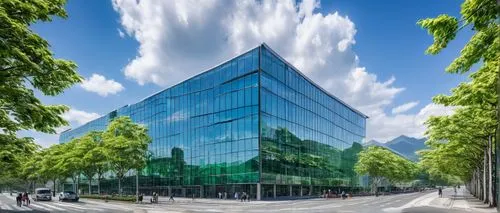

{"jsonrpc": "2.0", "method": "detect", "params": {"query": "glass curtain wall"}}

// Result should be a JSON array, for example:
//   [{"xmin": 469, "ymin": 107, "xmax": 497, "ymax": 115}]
[
  {"xmin": 61, "ymin": 47, "xmax": 261, "ymax": 198},
  {"xmin": 60, "ymin": 44, "xmax": 367, "ymax": 200},
  {"xmin": 259, "ymin": 45, "xmax": 366, "ymax": 199}
]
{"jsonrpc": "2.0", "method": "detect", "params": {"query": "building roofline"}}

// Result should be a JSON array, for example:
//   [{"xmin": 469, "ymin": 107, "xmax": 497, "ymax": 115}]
[
  {"xmin": 135, "ymin": 45, "xmax": 261, "ymax": 104},
  {"xmin": 260, "ymin": 42, "xmax": 368, "ymax": 118},
  {"xmin": 63, "ymin": 43, "xmax": 367, "ymax": 136},
  {"xmin": 59, "ymin": 128, "xmax": 72, "ymax": 134}
]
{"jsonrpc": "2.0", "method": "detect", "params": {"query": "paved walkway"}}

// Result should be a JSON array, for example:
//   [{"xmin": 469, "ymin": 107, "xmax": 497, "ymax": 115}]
[
  {"xmin": 384, "ymin": 187, "xmax": 496, "ymax": 213},
  {"xmin": 447, "ymin": 188, "xmax": 496, "ymax": 212},
  {"xmin": 140, "ymin": 195, "xmax": 270, "ymax": 204}
]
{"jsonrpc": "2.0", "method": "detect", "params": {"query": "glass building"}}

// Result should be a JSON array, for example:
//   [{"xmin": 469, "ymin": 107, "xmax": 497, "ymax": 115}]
[{"xmin": 60, "ymin": 43, "xmax": 367, "ymax": 200}]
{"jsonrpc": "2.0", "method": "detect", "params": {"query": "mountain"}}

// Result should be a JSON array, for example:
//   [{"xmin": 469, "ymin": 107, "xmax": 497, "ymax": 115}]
[
  {"xmin": 386, "ymin": 135, "xmax": 427, "ymax": 161},
  {"xmin": 364, "ymin": 140, "xmax": 386, "ymax": 148},
  {"xmin": 363, "ymin": 139, "xmax": 409, "ymax": 160},
  {"xmin": 363, "ymin": 135, "xmax": 427, "ymax": 162}
]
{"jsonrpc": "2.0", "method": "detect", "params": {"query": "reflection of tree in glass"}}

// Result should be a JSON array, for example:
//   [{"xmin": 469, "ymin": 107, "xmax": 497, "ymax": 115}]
[{"xmin": 262, "ymin": 126, "xmax": 362, "ymax": 186}]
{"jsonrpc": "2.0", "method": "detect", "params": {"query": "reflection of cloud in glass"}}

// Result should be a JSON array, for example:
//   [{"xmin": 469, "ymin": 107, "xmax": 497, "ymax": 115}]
[{"xmin": 166, "ymin": 110, "xmax": 189, "ymax": 122}]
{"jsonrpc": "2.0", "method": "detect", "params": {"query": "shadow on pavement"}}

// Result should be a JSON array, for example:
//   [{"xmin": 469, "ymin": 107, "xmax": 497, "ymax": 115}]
[
  {"xmin": 402, "ymin": 207, "xmax": 469, "ymax": 213},
  {"xmin": 449, "ymin": 195, "xmax": 467, "ymax": 201},
  {"xmin": 0, "ymin": 210, "xmax": 48, "ymax": 213}
]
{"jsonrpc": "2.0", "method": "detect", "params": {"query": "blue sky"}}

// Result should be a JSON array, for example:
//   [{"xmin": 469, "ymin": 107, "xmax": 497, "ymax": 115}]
[{"xmin": 23, "ymin": 0, "xmax": 470, "ymax": 147}]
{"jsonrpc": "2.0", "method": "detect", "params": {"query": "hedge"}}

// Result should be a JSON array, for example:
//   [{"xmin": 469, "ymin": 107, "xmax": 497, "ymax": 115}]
[{"xmin": 79, "ymin": 194, "xmax": 136, "ymax": 202}]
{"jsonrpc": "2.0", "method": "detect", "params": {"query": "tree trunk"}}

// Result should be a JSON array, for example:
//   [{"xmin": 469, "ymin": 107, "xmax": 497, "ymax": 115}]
[
  {"xmin": 118, "ymin": 178, "xmax": 122, "ymax": 196},
  {"xmin": 53, "ymin": 179, "xmax": 57, "ymax": 196},
  {"xmin": 97, "ymin": 175, "xmax": 101, "ymax": 195},
  {"xmin": 371, "ymin": 177, "xmax": 380, "ymax": 196},
  {"xmin": 136, "ymin": 170, "xmax": 139, "ymax": 203},
  {"xmin": 77, "ymin": 174, "xmax": 80, "ymax": 195},
  {"xmin": 72, "ymin": 177, "xmax": 77, "ymax": 193},
  {"xmin": 484, "ymin": 148, "xmax": 488, "ymax": 203},
  {"xmin": 476, "ymin": 168, "xmax": 481, "ymax": 199},
  {"xmin": 488, "ymin": 135, "xmax": 494, "ymax": 207},
  {"xmin": 88, "ymin": 178, "xmax": 92, "ymax": 195}
]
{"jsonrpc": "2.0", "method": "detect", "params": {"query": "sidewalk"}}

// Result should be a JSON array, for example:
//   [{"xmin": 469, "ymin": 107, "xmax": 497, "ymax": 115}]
[
  {"xmin": 429, "ymin": 187, "xmax": 496, "ymax": 212},
  {"xmin": 447, "ymin": 188, "xmax": 496, "ymax": 213},
  {"xmin": 138, "ymin": 195, "xmax": 272, "ymax": 205},
  {"xmin": 383, "ymin": 188, "xmax": 497, "ymax": 213}
]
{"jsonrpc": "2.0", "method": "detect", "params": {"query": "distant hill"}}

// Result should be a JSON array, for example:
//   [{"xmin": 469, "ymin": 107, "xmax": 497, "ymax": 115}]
[
  {"xmin": 364, "ymin": 139, "xmax": 410, "ymax": 160},
  {"xmin": 364, "ymin": 135, "xmax": 427, "ymax": 161},
  {"xmin": 386, "ymin": 135, "xmax": 427, "ymax": 161}
]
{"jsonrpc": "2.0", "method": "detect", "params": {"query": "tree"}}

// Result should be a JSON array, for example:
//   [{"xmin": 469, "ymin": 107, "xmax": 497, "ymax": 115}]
[
  {"xmin": 39, "ymin": 144, "xmax": 66, "ymax": 196},
  {"xmin": 78, "ymin": 131, "xmax": 107, "ymax": 195},
  {"xmin": 0, "ymin": 135, "xmax": 39, "ymax": 178},
  {"xmin": 0, "ymin": 0, "xmax": 81, "ymax": 174},
  {"xmin": 418, "ymin": 0, "xmax": 498, "ymax": 206},
  {"xmin": 103, "ymin": 116, "xmax": 151, "ymax": 195},
  {"xmin": 355, "ymin": 146, "xmax": 417, "ymax": 195},
  {"xmin": 56, "ymin": 139, "xmax": 84, "ymax": 193},
  {"xmin": 80, "ymin": 131, "xmax": 109, "ymax": 194},
  {"xmin": 19, "ymin": 151, "xmax": 43, "ymax": 192}
]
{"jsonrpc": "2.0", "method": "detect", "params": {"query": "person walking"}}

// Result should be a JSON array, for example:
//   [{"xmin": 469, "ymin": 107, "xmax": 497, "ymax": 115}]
[
  {"xmin": 234, "ymin": 192, "xmax": 239, "ymax": 200},
  {"xmin": 138, "ymin": 193, "xmax": 143, "ymax": 204},
  {"xmin": 22, "ymin": 192, "xmax": 29, "ymax": 206},
  {"xmin": 16, "ymin": 193, "xmax": 22, "ymax": 207},
  {"xmin": 151, "ymin": 192, "xmax": 157, "ymax": 203},
  {"xmin": 438, "ymin": 187, "xmax": 443, "ymax": 198},
  {"xmin": 240, "ymin": 192, "xmax": 246, "ymax": 202},
  {"xmin": 169, "ymin": 193, "xmax": 175, "ymax": 202}
]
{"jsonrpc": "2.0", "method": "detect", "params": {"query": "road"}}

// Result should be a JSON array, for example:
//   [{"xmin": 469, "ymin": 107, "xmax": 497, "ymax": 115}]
[
  {"xmin": 0, "ymin": 193, "xmax": 133, "ymax": 213},
  {"xmin": 0, "ymin": 188, "xmax": 494, "ymax": 213}
]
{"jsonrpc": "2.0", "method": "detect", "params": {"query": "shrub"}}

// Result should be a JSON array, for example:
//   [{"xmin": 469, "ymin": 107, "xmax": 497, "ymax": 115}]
[{"xmin": 79, "ymin": 194, "xmax": 136, "ymax": 202}]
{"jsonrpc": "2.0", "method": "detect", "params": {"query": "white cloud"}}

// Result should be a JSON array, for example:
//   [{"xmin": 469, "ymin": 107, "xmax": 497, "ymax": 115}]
[
  {"xmin": 167, "ymin": 110, "xmax": 189, "ymax": 122},
  {"xmin": 111, "ymin": 0, "xmax": 444, "ymax": 142},
  {"xmin": 33, "ymin": 133, "xmax": 60, "ymax": 148},
  {"xmin": 62, "ymin": 108, "xmax": 100, "ymax": 125},
  {"xmin": 17, "ymin": 108, "xmax": 100, "ymax": 148},
  {"xmin": 80, "ymin": 73, "xmax": 125, "ymax": 97},
  {"xmin": 392, "ymin": 101, "xmax": 419, "ymax": 114},
  {"xmin": 367, "ymin": 103, "xmax": 455, "ymax": 142},
  {"xmin": 118, "ymin": 28, "xmax": 125, "ymax": 38}
]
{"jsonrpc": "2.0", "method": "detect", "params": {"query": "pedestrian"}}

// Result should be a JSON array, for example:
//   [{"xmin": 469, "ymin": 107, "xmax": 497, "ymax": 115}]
[
  {"xmin": 138, "ymin": 193, "xmax": 143, "ymax": 204},
  {"xmin": 151, "ymin": 192, "xmax": 156, "ymax": 203},
  {"xmin": 224, "ymin": 192, "xmax": 227, "ymax": 199},
  {"xmin": 438, "ymin": 187, "xmax": 442, "ymax": 198},
  {"xmin": 240, "ymin": 192, "xmax": 246, "ymax": 202},
  {"xmin": 218, "ymin": 192, "xmax": 221, "ymax": 199},
  {"xmin": 235, "ymin": 192, "xmax": 239, "ymax": 200},
  {"xmin": 16, "ymin": 193, "xmax": 22, "ymax": 207},
  {"xmin": 169, "ymin": 193, "xmax": 175, "ymax": 202},
  {"xmin": 341, "ymin": 191, "xmax": 346, "ymax": 200},
  {"xmin": 22, "ymin": 192, "xmax": 29, "ymax": 206}
]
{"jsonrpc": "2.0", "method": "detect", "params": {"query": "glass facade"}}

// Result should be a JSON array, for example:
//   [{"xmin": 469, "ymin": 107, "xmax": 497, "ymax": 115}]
[{"xmin": 60, "ymin": 44, "xmax": 366, "ymax": 200}]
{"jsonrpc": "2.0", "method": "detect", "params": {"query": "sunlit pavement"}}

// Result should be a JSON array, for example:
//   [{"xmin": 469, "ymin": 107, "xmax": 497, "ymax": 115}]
[
  {"xmin": 0, "ymin": 193, "xmax": 133, "ymax": 213},
  {"xmin": 1, "ymin": 189, "xmax": 496, "ymax": 213}
]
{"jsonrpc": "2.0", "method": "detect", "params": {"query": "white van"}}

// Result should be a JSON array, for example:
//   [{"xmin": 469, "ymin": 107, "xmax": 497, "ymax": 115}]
[{"xmin": 32, "ymin": 188, "xmax": 52, "ymax": 201}]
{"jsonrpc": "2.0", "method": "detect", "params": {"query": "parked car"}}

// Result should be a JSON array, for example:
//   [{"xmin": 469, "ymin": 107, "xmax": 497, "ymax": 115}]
[
  {"xmin": 32, "ymin": 188, "xmax": 52, "ymax": 201},
  {"xmin": 59, "ymin": 191, "xmax": 79, "ymax": 202}
]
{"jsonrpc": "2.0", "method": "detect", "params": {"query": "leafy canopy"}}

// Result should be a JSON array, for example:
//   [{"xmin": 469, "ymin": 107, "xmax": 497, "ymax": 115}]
[
  {"xmin": 417, "ymin": 0, "xmax": 498, "ymax": 183},
  {"xmin": 103, "ymin": 116, "xmax": 152, "ymax": 180},
  {"xmin": 0, "ymin": 0, "xmax": 81, "ymax": 176},
  {"xmin": 355, "ymin": 146, "xmax": 417, "ymax": 183}
]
